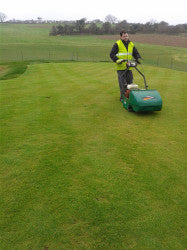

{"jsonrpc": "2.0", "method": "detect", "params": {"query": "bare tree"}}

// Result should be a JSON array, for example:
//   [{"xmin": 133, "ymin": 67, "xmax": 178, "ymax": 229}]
[
  {"xmin": 37, "ymin": 17, "xmax": 42, "ymax": 23},
  {"xmin": 0, "ymin": 12, "xmax": 7, "ymax": 22},
  {"xmin": 105, "ymin": 14, "xmax": 118, "ymax": 24}
]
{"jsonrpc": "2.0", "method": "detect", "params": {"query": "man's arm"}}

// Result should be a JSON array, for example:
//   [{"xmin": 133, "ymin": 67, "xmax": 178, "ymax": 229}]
[
  {"xmin": 133, "ymin": 46, "xmax": 141, "ymax": 60},
  {"xmin": 110, "ymin": 43, "xmax": 119, "ymax": 62}
]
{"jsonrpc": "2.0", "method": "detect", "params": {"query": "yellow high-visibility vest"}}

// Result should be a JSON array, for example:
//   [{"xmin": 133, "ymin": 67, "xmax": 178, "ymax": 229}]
[{"xmin": 116, "ymin": 40, "xmax": 134, "ymax": 70}]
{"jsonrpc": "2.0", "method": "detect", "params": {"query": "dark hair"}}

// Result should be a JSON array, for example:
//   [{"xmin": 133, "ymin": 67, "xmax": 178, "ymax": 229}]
[{"xmin": 120, "ymin": 30, "xmax": 127, "ymax": 36}]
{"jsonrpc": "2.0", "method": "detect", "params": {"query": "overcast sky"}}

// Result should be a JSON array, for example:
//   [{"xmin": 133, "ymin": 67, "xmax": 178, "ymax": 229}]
[{"xmin": 1, "ymin": 0, "xmax": 187, "ymax": 25}]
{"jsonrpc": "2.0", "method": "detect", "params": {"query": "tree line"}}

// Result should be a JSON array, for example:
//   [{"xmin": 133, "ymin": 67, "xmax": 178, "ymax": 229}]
[
  {"xmin": 0, "ymin": 12, "xmax": 186, "ymax": 35},
  {"xmin": 49, "ymin": 18, "xmax": 187, "ymax": 36}
]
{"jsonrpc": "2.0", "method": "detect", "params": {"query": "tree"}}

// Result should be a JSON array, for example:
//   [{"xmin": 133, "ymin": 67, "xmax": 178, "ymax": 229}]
[
  {"xmin": 75, "ymin": 18, "xmax": 86, "ymax": 33},
  {"xmin": 56, "ymin": 25, "xmax": 65, "ymax": 35},
  {"xmin": 89, "ymin": 23, "xmax": 100, "ymax": 34},
  {"xmin": 130, "ymin": 23, "xmax": 143, "ymax": 33},
  {"xmin": 37, "ymin": 17, "xmax": 42, "ymax": 23},
  {"xmin": 105, "ymin": 14, "xmax": 118, "ymax": 24},
  {"xmin": 149, "ymin": 19, "xmax": 157, "ymax": 25},
  {"xmin": 90, "ymin": 19, "xmax": 101, "ymax": 24},
  {"xmin": 49, "ymin": 26, "xmax": 57, "ymax": 36},
  {"xmin": 116, "ymin": 20, "xmax": 129, "ymax": 32},
  {"xmin": 157, "ymin": 21, "xmax": 169, "ymax": 33},
  {"xmin": 143, "ymin": 22, "xmax": 155, "ymax": 33},
  {"xmin": 159, "ymin": 21, "xmax": 169, "ymax": 26},
  {"xmin": 63, "ymin": 24, "xmax": 75, "ymax": 35},
  {"xmin": 0, "ymin": 12, "xmax": 7, "ymax": 22},
  {"xmin": 102, "ymin": 22, "xmax": 112, "ymax": 34}
]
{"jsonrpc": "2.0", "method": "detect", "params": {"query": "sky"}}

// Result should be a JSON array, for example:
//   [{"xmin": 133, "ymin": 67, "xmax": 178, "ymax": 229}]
[{"xmin": 1, "ymin": 0, "xmax": 187, "ymax": 25}]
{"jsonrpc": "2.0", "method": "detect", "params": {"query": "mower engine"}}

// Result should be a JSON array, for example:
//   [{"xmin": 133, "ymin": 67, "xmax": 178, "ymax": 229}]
[{"xmin": 122, "ymin": 60, "xmax": 162, "ymax": 112}]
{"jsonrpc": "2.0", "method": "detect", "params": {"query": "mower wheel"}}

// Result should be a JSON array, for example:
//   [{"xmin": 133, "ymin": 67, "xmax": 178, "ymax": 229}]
[{"xmin": 127, "ymin": 106, "xmax": 133, "ymax": 112}]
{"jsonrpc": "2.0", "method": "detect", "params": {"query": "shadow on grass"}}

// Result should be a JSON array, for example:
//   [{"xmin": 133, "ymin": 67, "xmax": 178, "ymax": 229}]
[
  {"xmin": 135, "ymin": 111, "xmax": 161, "ymax": 117},
  {"xmin": 124, "ymin": 108, "xmax": 161, "ymax": 117},
  {"xmin": 0, "ymin": 61, "xmax": 28, "ymax": 80}
]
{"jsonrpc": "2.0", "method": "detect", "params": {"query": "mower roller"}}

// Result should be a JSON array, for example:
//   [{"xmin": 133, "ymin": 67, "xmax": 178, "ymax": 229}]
[{"xmin": 121, "ymin": 60, "xmax": 162, "ymax": 112}]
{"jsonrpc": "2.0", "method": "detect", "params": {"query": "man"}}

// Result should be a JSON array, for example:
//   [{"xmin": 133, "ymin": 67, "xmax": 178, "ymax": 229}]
[{"xmin": 110, "ymin": 30, "xmax": 141, "ymax": 102}]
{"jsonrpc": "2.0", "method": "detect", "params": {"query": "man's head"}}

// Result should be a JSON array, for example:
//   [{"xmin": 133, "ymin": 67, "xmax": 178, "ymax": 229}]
[{"xmin": 120, "ymin": 30, "xmax": 129, "ymax": 42}]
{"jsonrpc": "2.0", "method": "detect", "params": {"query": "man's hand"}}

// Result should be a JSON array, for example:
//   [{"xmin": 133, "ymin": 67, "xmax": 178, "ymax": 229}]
[{"xmin": 116, "ymin": 59, "xmax": 123, "ymax": 64}]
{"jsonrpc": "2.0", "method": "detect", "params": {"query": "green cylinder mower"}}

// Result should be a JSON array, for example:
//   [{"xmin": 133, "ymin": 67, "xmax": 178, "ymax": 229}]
[{"xmin": 121, "ymin": 60, "xmax": 162, "ymax": 112}]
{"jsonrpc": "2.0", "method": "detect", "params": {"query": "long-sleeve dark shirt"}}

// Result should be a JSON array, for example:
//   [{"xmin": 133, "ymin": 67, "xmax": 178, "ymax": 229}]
[{"xmin": 110, "ymin": 40, "xmax": 141, "ymax": 62}]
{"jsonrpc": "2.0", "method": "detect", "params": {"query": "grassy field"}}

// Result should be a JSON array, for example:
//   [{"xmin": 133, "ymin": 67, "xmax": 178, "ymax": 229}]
[
  {"xmin": 0, "ymin": 61, "xmax": 186, "ymax": 248},
  {"xmin": 0, "ymin": 23, "xmax": 187, "ymax": 71}
]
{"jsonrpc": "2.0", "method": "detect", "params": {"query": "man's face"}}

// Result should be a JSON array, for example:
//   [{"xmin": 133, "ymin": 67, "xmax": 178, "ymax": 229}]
[{"xmin": 121, "ymin": 33, "xmax": 129, "ymax": 42}]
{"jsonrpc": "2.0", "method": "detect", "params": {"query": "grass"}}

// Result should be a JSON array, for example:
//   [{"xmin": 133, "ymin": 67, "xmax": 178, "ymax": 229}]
[
  {"xmin": 0, "ymin": 65, "xmax": 9, "ymax": 78},
  {"xmin": 0, "ymin": 62, "xmax": 186, "ymax": 249},
  {"xmin": 0, "ymin": 61, "xmax": 28, "ymax": 80},
  {"xmin": 0, "ymin": 23, "xmax": 187, "ymax": 71}
]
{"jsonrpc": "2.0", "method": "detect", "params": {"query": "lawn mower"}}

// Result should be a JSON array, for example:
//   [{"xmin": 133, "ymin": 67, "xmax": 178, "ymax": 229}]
[{"xmin": 121, "ymin": 60, "xmax": 162, "ymax": 112}]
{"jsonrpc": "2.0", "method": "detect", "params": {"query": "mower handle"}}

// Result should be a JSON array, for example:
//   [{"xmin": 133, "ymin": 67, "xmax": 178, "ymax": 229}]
[
  {"xmin": 120, "ymin": 60, "xmax": 137, "ymax": 68},
  {"xmin": 121, "ymin": 60, "xmax": 148, "ymax": 89}
]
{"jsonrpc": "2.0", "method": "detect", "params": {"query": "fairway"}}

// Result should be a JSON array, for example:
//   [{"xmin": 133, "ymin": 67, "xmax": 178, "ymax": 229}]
[{"xmin": 0, "ymin": 62, "xmax": 186, "ymax": 248}]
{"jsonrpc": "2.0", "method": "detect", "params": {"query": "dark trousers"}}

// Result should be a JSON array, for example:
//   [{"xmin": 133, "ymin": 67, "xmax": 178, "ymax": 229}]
[{"xmin": 117, "ymin": 70, "xmax": 133, "ymax": 100}]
